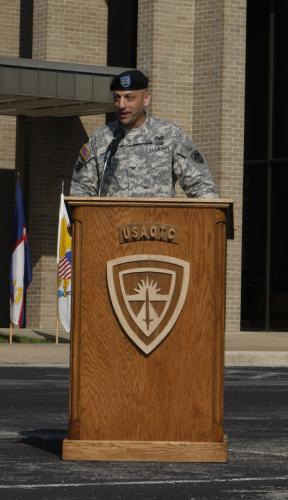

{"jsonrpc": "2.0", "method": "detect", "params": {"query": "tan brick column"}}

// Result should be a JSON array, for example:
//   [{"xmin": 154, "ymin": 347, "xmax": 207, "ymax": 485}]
[
  {"xmin": 0, "ymin": 0, "xmax": 19, "ymax": 170},
  {"xmin": 27, "ymin": 0, "xmax": 108, "ymax": 328},
  {"xmin": 138, "ymin": 0, "xmax": 246, "ymax": 333},
  {"xmin": 138, "ymin": 0, "xmax": 194, "ymax": 197},
  {"xmin": 138, "ymin": 0, "xmax": 194, "ymax": 134},
  {"xmin": 192, "ymin": 0, "xmax": 246, "ymax": 333},
  {"xmin": 221, "ymin": 1, "xmax": 246, "ymax": 332}
]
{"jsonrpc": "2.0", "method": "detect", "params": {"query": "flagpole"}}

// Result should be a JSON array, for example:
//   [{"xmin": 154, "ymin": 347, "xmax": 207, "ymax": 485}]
[
  {"xmin": 56, "ymin": 180, "xmax": 65, "ymax": 344},
  {"xmin": 56, "ymin": 313, "xmax": 59, "ymax": 344},
  {"xmin": 56, "ymin": 273, "xmax": 60, "ymax": 344},
  {"xmin": 9, "ymin": 321, "xmax": 14, "ymax": 344}
]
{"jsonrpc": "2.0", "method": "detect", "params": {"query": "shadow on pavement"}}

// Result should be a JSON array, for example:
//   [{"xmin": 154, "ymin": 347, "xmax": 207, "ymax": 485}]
[
  {"xmin": 33, "ymin": 331, "xmax": 70, "ymax": 343},
  {"xmin": 19, "ymin": 429, "xmax": 67, "ymax": 458}
]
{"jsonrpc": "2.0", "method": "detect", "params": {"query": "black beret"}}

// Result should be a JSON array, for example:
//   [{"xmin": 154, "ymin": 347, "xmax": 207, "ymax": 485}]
[{"xmin": 110, "ymin": 70, "xmax": 149, "ymax": 91}]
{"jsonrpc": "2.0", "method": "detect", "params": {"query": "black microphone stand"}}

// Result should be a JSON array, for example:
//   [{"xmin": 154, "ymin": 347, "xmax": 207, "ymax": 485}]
[{"xmin": 98, "ymin": 128, "xmax": 125, "ymax": 196}]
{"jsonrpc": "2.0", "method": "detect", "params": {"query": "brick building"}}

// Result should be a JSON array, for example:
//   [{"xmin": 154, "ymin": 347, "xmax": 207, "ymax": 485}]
[{"xmin": 0, "ymin": 0, "xmax": 287, "ymax": 336}]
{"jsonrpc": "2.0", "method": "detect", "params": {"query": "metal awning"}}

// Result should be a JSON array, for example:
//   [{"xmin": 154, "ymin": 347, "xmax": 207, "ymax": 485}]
[{"xmin": 0, "ymin": 56, "xmax": 129, "ymax": 117}]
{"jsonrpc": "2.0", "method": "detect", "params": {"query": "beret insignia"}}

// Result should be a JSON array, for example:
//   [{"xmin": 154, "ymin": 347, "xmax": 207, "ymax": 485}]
[
  {"xmin": 120, "ymin": 75, "xmax": 131, "ymax": 88},
  {"xmin": 110, "ymin": 70, "xmax": 149, "ymax": 91}
]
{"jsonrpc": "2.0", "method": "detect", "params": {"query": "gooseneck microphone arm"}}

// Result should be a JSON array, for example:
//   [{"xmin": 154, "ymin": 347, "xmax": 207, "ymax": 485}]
[{"xmin": 98, "ymin": 127, "xmax": 125, "ymax": 196}]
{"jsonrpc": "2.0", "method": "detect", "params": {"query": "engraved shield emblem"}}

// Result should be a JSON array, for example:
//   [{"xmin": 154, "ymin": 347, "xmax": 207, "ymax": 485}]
[{"xmin": 107, "ymin": 255, "xmax": 190, "ymax": 354}]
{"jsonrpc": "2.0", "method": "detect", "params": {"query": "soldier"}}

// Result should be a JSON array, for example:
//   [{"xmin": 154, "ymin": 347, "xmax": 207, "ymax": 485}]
[{"xmin": 70, "ymin": 69, "xmax": 217, "ymax": 198}]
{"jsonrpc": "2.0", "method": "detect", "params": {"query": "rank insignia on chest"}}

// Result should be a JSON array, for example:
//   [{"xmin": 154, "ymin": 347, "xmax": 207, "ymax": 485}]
[{"xmin": 154, "ymin": 135, "xmax": 164, "ymax": 146}]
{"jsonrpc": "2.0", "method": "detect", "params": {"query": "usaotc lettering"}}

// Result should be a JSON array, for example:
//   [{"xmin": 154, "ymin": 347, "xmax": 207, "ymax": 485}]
[
  {"xmin": 140, "ymin": 226, "xmax": 147, "ymax": 238},
  {"xmin": 168, "ymin": 227, "xmax": 175, "ymax": 241},
  {"xmin": 159, "ymin": 226, "xmax": 166, "ymax": 240},
  {"xmin": 119, "ymin": 223, "xmax": 178, "ymax": 243},
  {"xmin": 122, "ymin": 227, "xmax": 130, "ymax": 241}
]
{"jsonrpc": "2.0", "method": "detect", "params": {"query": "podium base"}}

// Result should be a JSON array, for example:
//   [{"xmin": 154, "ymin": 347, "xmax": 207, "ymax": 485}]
[{"xmin": 62, "ymin": 437, "xmax": 228, "ymax": 462}]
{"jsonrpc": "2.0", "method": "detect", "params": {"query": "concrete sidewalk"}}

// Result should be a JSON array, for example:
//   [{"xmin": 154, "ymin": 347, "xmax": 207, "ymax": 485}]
[
  {"xmin": 225, "ymin": 331, "xmax": 288, "ymax": 366},
  {"xmin": 0, "ymin": 328, "xmax": 288, "ymax": 366}
]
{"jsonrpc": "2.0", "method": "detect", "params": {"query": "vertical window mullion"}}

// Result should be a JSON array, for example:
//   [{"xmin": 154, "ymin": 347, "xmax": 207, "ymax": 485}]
[{"xmin": 264, "ymin": 0, "xmax": 275, "ymax": 329}]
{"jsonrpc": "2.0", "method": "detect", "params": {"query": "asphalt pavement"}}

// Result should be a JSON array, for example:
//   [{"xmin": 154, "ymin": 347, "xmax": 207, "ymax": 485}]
[
  {"xmin": 0, "ymin": 366, "xmax": 287, "ymax": 499},
  {"xmin": 0, "ymin": 328, "xmax": 287, "ymax": 498}
]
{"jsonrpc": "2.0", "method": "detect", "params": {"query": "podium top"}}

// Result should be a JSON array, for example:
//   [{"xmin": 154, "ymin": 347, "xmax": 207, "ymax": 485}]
[{"xmin": 65, "ymin": 196, "xmax": 234, "ymax": 239}]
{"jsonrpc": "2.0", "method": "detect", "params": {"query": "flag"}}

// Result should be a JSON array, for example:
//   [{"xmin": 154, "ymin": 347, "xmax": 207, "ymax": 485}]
[
  {"xmin": 57, "ymin": 193, "xmax": 72, "ymax": 332},
  {"xmin": 10, "ymin": 180, "xmax": 32, "ymax": 327}
]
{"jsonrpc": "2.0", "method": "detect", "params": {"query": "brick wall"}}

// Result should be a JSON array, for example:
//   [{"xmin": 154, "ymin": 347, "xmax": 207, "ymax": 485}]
[
  {"xmin": 138, "ymin": 0, "xmax": 247, "ymax": 332},
  {"xmin": 0, "ymin": 0, "xmax": 19, "ymax": 171},
  {"xmin": 0, "ymin": 0, "xmax": 20, "ymax": 56},
  {"xmin": 27, "ymin": 117, "xmax": 87, "ymax": 328},
  {"xmin": 221, "ymin": 0, "xmax": 246, "ymax": 332},
  {"xmin": 26, "ymin": 0, "xmax": 108, "ymax": 327},
  {"xmin": 192, "ymin": 0, "xmax": 246, "ymax": 332},
  {"xmin": 33, "ymin": 0, "xmax": 107, "ymax": 64},
  {"xmin": 138, "ymin": 0, "xmax": 194, "ymax": 134}
]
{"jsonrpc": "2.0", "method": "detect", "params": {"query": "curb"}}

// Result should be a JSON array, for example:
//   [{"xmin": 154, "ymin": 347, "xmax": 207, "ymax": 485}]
[
  {"xmin": 225, "ymin": 351, "xmax": 288, "ymax": 367},
  {"xmin": 0, "ymin": 345, "xmax": 288, "ymax": 367}
]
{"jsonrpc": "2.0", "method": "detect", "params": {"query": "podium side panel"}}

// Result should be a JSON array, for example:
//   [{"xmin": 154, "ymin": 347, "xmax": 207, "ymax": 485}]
[
  {"xmin": 212, "ymin": 209, "xmax": 227, "ymax": 441},
  {"xmin": 69, "ymin": 217, "xmax": 82, "ymax": 439}
]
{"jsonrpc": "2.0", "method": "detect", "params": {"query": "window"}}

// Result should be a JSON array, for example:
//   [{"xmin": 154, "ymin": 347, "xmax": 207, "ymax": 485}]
[{"xmin": 242, "ymin": 0, "xmax": 288, "ymax": 330}]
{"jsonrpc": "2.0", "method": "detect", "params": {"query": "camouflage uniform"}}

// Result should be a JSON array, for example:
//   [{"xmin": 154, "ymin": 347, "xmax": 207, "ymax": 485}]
[{"xmin": 70, "ymin": 115, "xmax": 217, "ymax": 198}]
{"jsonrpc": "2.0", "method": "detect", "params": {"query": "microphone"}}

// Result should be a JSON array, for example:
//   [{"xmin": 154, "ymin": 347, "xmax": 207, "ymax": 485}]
[
  {"xmin": 106, "ymin": 127, "xmax": 125, "ymax": 159},
  {"xmin": 98, "ymin": 127, "xmax": 125, "ymax": 196}
]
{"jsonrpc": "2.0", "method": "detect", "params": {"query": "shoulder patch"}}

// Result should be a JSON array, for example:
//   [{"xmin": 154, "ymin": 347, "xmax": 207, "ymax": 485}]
[
  {"xmin": 191, "ymin": 149, "xmax": 205, "ymax": 164},
  {"xmin": 79, "ymin": 144, "xmax": 91, "ymax": 162}
]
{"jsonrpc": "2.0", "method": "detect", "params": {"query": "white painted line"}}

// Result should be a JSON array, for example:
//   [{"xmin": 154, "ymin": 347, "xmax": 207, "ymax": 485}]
[
  {"xmin": 0, "ymin": 431, "xmax": 66, "ymax": 439},
  {"xmin": 0, "ymin": 432, "xmax": 23, "ymax": 438},
  {"xmin": 0, "ymin": 477, "xmax": 288, "ymax": 489},
  {"xmin": 229, "ymin": 448, "xmax": 288, "ymax": 458}
]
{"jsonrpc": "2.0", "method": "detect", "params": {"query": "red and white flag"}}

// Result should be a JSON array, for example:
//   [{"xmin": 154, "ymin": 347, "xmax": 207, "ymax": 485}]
[{"xmin": 10, "ymin": 180, "xmax": 32, "ymax": 327}]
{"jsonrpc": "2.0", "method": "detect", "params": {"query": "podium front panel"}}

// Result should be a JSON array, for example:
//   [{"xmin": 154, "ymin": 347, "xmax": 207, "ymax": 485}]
[{"xmin": 64, "ymin": 198, "xmax": 232, "ymax": 461}]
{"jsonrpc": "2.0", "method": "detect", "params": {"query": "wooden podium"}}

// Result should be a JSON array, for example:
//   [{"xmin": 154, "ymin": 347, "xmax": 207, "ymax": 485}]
[{"xmin": 62, "ymin": 197, "xmax": 233, "ymax": 462}]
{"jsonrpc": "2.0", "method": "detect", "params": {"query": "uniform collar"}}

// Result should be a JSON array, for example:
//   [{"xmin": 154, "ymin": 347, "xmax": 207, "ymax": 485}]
[{"xmin": 121, "ymin": 115, "xmax": 153, "ymax": 145}]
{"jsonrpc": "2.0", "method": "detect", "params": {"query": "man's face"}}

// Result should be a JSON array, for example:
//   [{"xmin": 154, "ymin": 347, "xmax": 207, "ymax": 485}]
[{"xmin": 113, "ymin": 89, "xmax": 150, "ymax": 129}]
